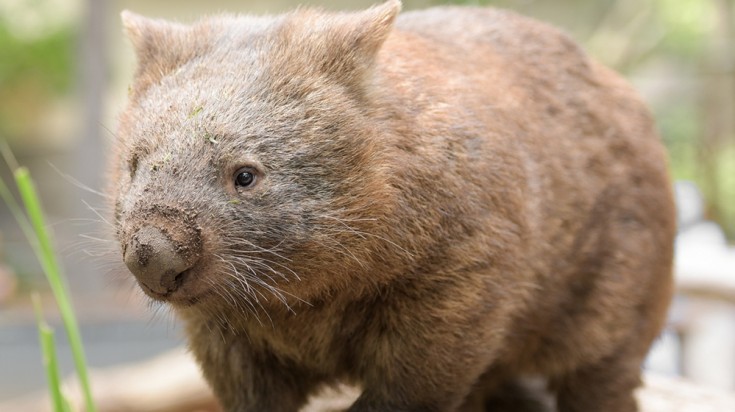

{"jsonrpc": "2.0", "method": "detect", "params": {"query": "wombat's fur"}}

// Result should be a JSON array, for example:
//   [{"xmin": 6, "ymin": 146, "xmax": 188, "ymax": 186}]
[{"xmin": 112, "ymin": 1, "xmax": 676, "ymax": 411}]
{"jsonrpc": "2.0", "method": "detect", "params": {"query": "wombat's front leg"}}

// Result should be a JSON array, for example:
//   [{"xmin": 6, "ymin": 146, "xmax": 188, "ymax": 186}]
[
  {"xmin": 346, "ymin": 315, "xmax": 503, "ymax": 412},
  {"xmin": 347, "ymin": 348, "xmax": 491, "ymax": 412},
  {"xmin": 187, "ymin": 327, "xmax": 314, "ymax": 412}
]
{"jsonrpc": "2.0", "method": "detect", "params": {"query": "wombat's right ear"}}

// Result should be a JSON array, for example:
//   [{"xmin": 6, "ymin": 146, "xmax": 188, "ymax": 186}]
[{"xmin": 121, "ymin": 11, "xmax": 208, "ymax": 97}]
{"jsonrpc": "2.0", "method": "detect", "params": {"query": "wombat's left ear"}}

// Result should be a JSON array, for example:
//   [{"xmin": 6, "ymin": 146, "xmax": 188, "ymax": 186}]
[
  {"xmin": 122, "ymin": 10, "xmax": 162, "ymax": 53},
  {"xmin": 121, "ymin": 11, "xmax": 208, "ymax": 97},
  {"xmin": 121, "ymin": 11, "xmax": 185, "ymax": 69}
]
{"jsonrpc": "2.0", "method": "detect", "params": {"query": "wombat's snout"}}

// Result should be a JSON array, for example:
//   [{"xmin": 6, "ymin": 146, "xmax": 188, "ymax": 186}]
[{"xmin": 124, "ymin": 226, "xmax": 196, "ymax": 295}]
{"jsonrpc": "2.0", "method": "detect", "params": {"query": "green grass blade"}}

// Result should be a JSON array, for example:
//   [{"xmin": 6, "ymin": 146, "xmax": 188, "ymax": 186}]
[
  {"xmin": 0, "ymin": 166, "xmax": 35, "ymax": 242},
  {"xmin": 39, "ymin": 325, "xmax": 70, "ymax": 412},
  {"xmin": 14, "ymin": 168, "xmax": 96, "ymax": 412},
  {"xmin": 32, "ymin": 294, "xmax": 72, "ymax": 412}
]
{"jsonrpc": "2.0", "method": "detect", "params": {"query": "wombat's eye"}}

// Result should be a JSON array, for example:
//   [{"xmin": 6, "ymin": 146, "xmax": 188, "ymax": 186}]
[{"xmin": 234, "ymin": 168, "xmax": 256, "ymax": 188}]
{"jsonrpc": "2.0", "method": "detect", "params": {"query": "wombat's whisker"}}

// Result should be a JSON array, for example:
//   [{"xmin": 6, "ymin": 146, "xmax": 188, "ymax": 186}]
[
  {"xmin": 49, "ymin": 163, "xmax": 111, "ymax": 199},
  {"xmin": 219, "ymin": 245, "xmax": 294, "ymax": 269},
  {"xmin": 228, "ymin": 255, "xmax": 297, "ymax": 282},
  {"xmin": 62, "ymin": 217, "xmax": 110, "ymax": 225},
  {"xmin": 214, "ymin": 280, "xmax": 240, "ymax": 307},
  {"xmin": 71, "ymin": 246, "xmax": 112, "ymax": 259},
  {"xmin": 224, "ymin": 237, "xmax": 292, "ymax": 262},
  {"xmin": 215, "ymin": 256, "xmax": 276, "ymax": 325},
  {"xmin": 62, "ymin": 236, "xmax": 119, "ymax": 263},
  {"xmin": 227, "ymin": 275, "xmax": 273, "ymax": 327},
  {"xmin": 203, "ymin": 278, "xmax": 246, "ymax": 333},
  {"xmin": 228, "ymin": 281, "xmax": 268, "ymax": 327},
  {"xmin": 247, "ymin": 276, "xmax": 275, "ymax": 292},
  {"xmin": 323, "ymin": 214, "xmax": 379, "ymax": 222},
  {"xmin": 215, "ymin": 256, "xmax": 254, "ymax": 294},
  {"xmin": 100, "ymin": 123, "xmax": 121, "ymax": 141},
  {"xmin": 313, "ymin": 237, "xmax": 367, "ymax": 269},
  {"xmin": 255, "ymin": 280, "xmax": 295, "ymax": 312},
  {"xmin": 318, "ymin": 216, "xmax": 414, "ymax": 258},
  {"xmin": 146, "ymin": 300, "xmax": 175, "ymax": 325},
  {"xmin": 79, "ymin": 234, "xmax": 116, "ymax": 243},
  {"xmin": 82, "ymin": 199, "xmax": 115, "ymax": 227},
  {"xmin": 215, "ymin": 277, "xmax": 262, "ymax": 327},
  {"xmin": 217, "ymin": 253, "xmax": 302, "ymax": 313},
  {"xmin": 232, "ymin": 259, "xmax": 285, "ymax": 283}
]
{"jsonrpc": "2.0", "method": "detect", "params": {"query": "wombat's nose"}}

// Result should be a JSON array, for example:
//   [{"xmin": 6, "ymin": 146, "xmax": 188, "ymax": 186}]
[{"xmin": 124, "ymin": 226, "xmax": 192, "ymax": 295}]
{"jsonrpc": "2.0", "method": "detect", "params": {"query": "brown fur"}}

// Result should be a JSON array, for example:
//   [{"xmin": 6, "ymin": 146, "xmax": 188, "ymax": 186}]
[{"xmin": 111, "ymin": 1, "xmax": 676, "ymax": 411}]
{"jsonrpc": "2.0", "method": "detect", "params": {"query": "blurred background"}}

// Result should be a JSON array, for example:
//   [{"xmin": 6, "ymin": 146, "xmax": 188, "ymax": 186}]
[{"xmin": 0, "ymin": 0, "xmax": 734, "ymax": 405}]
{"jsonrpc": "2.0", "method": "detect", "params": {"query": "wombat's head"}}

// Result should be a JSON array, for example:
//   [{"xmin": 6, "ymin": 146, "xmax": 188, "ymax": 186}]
[{"xmin": 111, "ymin": 1, "xmax": 404, "ymax": 311}]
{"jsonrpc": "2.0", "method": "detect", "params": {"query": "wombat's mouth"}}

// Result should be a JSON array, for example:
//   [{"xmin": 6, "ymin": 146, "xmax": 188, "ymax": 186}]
[{"xmin": 137, "ymin": 269, "xmax": 213, "ymax": 307}]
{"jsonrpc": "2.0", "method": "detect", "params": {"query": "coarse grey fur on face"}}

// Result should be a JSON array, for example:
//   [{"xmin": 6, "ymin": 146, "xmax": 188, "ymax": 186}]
[{"xmin": 114, "ymin": 5, "xmax": 402, "ymax": 313}]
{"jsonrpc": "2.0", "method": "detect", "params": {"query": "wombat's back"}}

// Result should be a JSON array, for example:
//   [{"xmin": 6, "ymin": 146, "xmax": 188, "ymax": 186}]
[{"xmin": 380, "ymin": 5, "xmax": 675, "ymax": 376}]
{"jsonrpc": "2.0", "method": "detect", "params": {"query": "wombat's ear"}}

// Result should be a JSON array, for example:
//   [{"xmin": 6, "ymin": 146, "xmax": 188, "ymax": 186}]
[
  {"xmin": 284, "ymin": 0, "xmax": 401, "ymax": 86},
  {"xmin": 307, "ymin": 0, "xmax": 401, "ymax": 92},
  {"xmin": 340, "ymin": 0, "xmax": 401, "ymax": 60},
  {"xmin": 121, "ymin": 11, "xmax": 209, "ymax": 98}
]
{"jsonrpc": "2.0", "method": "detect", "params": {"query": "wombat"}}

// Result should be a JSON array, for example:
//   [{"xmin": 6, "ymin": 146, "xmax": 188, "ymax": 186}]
[{"xmin": 111, "ymin": 1, "xmax": 676, "ymax": 411}]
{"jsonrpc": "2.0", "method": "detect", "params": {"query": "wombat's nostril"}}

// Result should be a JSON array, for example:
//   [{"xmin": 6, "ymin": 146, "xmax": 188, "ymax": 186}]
[{"xmin": 124, "ymin": 226, "xmax": 195, "ymax": 295}]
